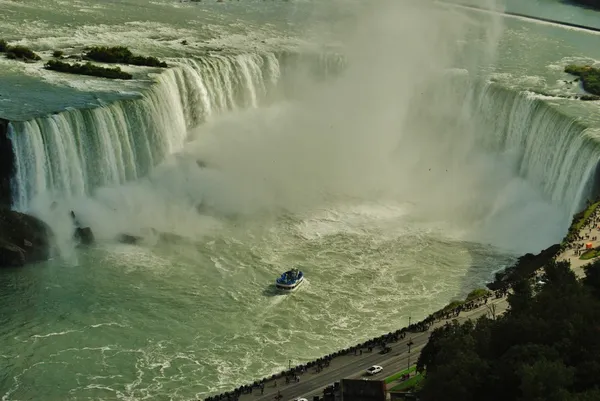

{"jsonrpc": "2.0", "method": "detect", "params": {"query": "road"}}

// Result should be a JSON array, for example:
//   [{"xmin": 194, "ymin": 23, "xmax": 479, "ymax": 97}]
[{"xmin": 235, "ymin": 296, "xmax": 509, "ymax": 401}]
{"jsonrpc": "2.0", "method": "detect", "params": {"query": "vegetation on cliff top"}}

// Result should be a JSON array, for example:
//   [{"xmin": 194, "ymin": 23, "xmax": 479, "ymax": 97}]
[
  {"xmin": 0, "ymin": 39, "xmax": 41, "ymax": 62},
  {"xmin": 565, "ymin": 64, "xmax": 600, "ymax": 96},
  {"xmin": 486, "ymin": 243, "xmax": 561, "ymax": 291},
  {"xmin": 84, "ymin": 46, "xmax": 168, "ymax": 68},
  {"xmin": 44, "ymin": 59, "xmax": 133, "ymax": 80},
  {"xmin": 567, "ymin": 0, "xmax": 600, "ymax": 10},
  {"xmin": 564, "ymin": 200, "xmax": 600, "ymax": 245},
  {"xmin": 418, "ymin": 259, "xmax": 600, "ymax": 401}
]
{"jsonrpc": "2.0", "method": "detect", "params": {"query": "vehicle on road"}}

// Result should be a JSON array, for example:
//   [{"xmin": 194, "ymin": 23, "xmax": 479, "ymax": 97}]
[
  {"xmin": 294, "ymin": 398, "xmax": 308, "ymax": 401},
  {"xmin": 365, "ymin": 365, "xmax": 383, "ymax": 375}
]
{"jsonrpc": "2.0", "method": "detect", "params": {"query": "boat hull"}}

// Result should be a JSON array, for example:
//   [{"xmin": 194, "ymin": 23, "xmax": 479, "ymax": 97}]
[{"xmin": 275, "ymin": 275, "xmax": 304, "ymax": 291}]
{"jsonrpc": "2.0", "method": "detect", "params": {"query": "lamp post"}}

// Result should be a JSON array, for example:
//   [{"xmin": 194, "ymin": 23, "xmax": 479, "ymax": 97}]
[
  {"xmin": 407, "ymin": 338, "xmax": 414, "ymax": 371},
  {"xmin": 289, "ymin": 359, "xmax": 291, "ymax": 370},
  {"xmin": 408, "ymin": 314, "xmax": 411, "ymax": 327}
]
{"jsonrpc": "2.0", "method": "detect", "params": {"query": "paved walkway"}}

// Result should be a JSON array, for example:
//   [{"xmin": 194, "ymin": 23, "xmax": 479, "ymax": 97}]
[
  {"xmin": 233, "ymin": 297, "xmax": 509, "ymax": 401},
  {"xmin": 556, "ymin": 207, "xmax": 600, "ymax": 277}
]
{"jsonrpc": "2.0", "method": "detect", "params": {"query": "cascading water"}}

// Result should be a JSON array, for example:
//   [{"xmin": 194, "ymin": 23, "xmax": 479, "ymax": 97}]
[
  {"xmin": 7, "ymin": 1, "xmax": 600, "ymax": 399},
  {"xmin": 8, "ymin": 51, "xmax": 348, "ymax": 211},
  {"xmin": 8, "ymin": 53, "xmax": 285, "ymax": 210},
  {"xmin": 474, "ymin": 83, "xmax": 600, "ymax": 215},
  {"xmin": 396, "ymin": 70, "xmax": 600, "ymax": 223}
]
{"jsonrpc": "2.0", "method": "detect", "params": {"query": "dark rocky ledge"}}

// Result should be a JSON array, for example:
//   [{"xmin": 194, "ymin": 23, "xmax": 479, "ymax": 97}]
[{"xmin": 0, "ymin": 208, "xmax": 53, "ymax": 268}]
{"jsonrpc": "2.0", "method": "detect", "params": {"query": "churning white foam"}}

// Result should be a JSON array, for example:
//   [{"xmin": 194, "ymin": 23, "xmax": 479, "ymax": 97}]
[{"xmin": 16, "ymin": 0, "xmax": 586, "ymax": 257}]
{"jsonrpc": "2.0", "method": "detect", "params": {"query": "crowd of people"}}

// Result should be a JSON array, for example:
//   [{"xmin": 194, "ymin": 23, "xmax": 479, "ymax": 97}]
[
  {"xmin": 562, "ymin": 198, "xmax": 600, "ymax": 254},
  {"xmin": 199, "ymin": 291, "xmax": 499, "ymax": 401},
  {"xmin": 563, "ymin": 206, "xmax": 600, "ymax": 257}
]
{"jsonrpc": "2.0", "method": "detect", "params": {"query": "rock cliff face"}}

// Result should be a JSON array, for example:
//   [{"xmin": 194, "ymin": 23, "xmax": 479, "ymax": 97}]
[
  {"xmin": 0, "ymin": 121, "xmax": 52, "ymax": 267},
  {"xmin": 0, "ymin": 119, "xmax": 14, "ymax": 207},
  {"xmin": 0, "ymin": 208, "xmax": 53, "ymax": 267}
]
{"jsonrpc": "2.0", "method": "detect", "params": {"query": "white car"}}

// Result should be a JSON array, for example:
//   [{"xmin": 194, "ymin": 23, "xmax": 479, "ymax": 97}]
[
  {"xmin": 294, "ymin": 398, "xmax": 308, "ymax": 401},
  {"xmin": 365, "ymin": 365, "xmax": 383, "ymax": 375}
]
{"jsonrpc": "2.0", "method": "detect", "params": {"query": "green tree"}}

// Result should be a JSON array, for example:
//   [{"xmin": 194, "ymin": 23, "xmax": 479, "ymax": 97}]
[
  {"xmin": 519, "ymin": 359, "xmax": 574, "ymax": 401},
  {"xmin": 507, "ymin": 279, "xmax": 533, "ymax": 315},
  {"xmin": 582, "ymin": 259, "xmax": 600, "ymax": 299},
  {"xmin": 419, "ymin": 259, "xmax": 600, "ymax": 401}
]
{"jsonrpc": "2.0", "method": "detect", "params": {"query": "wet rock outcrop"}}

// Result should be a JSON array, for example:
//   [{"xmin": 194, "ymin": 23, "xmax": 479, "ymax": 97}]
[
  {"xmin": 0, "ymin": 119, "xmax": 14, "ymax": 207},
  {"xmin": 0, "ymin": 208, "xmax": 52, "ymax": 267},
  {"xmin": 74, "ymin": 227, "xmax": 95, "ymax": 245},
  {"xmin": 70, "ymin": 211, "xmax": 95, "ymax": 246},
  {"xmin": 116, "ymin": 233, "xmax": 143, "ymax": 245}
]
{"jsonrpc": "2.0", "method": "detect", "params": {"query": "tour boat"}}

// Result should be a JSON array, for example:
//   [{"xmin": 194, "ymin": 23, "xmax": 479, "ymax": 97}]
[{"xmin": 275, "ymin": 268, "xmax": 304, "ymax": 291}]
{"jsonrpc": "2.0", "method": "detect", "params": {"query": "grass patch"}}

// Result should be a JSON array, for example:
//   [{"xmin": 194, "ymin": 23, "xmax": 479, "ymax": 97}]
[
  {"xmin": 441, "ymin": 300, "xmax": 464, "ymax": 313},
  {"xmin": 389, "ymin": 373, "xmax": 425, "ymax": 392},
  {"xmin": 44, "ymin": 59, "xmax": 133, "ymax": 80},
  {"xmin": 465, "ymin": 288, "xmax": 491, "ymax": 302},
  {"xmin": 580, "ymin": 248, "xmax": 600, "ymax": 260},
  {"xmin": 436, "ymin": 290, "xmax": 489, "ymax": 315},
  {"xmin": 384, "ymin": 365, "xmax": 416, "ymax": 384}
]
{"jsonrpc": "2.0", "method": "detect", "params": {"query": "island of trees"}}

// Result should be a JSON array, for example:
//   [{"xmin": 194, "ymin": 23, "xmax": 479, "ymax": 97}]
[
  {"xmin": 565, "ymin": 65, "xmax": 600, "ymax": 96},
  {"xmin": 0, "ymin": 40, "xmax": 169, "ymax": 79},
  {"xmin": 44, "ymin": 59, "xmax": 133, "ymax": 80},
  {"xmin": 46, "ymin": 46, "xmax": 169, "ymax": 79},
  {"xmin": 83, "ymin": 46, "xmax": 168, "ymax": 68},
  {"xmin": 0, "ymin": 40, "xmax": 41, "ymax": 62}
]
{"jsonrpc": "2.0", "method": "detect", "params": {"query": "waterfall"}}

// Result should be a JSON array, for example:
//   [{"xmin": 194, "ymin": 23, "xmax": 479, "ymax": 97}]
[
  {"xmin": 8, "ymin": 50, "xmax": 351, "ymax": 211},
  {"xmin": 405, "ymin": 72, "xmax": 600, "ymax": 217},
  {"xmin": 474, "ymin": 83, "xmax": 600, "ymax": 215},
  {"xmin": 8, "ymin": 52, "xmax": 287, "ymax": 210},
  {"xmin": 10, "ymin": 47, "xmax": 598, "ymax": 218}
]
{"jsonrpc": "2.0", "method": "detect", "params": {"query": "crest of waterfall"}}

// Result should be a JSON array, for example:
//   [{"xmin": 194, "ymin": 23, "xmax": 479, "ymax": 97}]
[{"xmin": 8, "ymin": 43, "xmax": 600, "ymax": 221}]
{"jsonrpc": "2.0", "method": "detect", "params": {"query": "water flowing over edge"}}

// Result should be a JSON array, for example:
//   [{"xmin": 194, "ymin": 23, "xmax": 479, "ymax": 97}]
[
  {"xmin": 474, "ymin": 82, "xmax": 600, "ymax": 216},
  {"xmin": 7, "ymin": 51, "xmax": 346, "ymax": 211},
  {"xmin": 4, "ymin": 51, "xmax": 600, "ymax": 217}
]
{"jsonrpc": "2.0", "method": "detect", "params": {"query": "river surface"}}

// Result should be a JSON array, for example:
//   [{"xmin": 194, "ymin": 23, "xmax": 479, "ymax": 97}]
[{"xmin": 1, "ymin": 1, "xmax": 600, "ymax": 400}]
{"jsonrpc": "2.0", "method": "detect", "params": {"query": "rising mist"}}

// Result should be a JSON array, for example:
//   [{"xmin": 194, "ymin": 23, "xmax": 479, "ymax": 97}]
[{"xmin": 31, "ymin": 0, "xmax": 570, "ymax": 254}]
